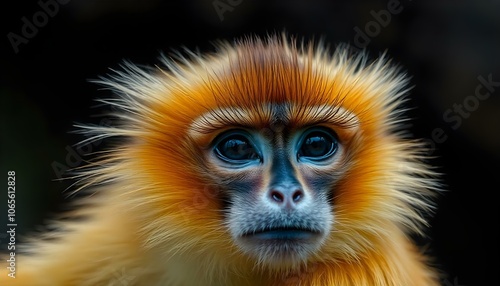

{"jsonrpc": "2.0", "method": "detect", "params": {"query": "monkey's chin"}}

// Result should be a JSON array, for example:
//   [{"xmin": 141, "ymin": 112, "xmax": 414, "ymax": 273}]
[{"xmin": 237, "ymin": 228, "xmax": 325, "ymax": 268}]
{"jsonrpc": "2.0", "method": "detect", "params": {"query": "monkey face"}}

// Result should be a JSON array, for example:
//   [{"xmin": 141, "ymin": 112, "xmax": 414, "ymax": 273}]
[
  {"xmin": 188, "ymin": 103, "xmax": 359, "ymax": 268},
  {"xmin": 112, "ymin": 36, "xmax": 436, "ymax": 273}
]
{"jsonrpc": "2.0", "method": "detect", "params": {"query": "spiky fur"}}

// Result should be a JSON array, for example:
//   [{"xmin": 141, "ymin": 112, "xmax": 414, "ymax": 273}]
[{"xmin": 1, "ymin": 34, "xmax": 441, "ymax": 285}]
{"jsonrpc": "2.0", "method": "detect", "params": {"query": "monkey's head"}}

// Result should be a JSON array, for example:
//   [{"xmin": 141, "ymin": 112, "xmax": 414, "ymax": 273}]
[{"xmin": 82, "ymin": 35, "xmax": 437, "ymax": 273}]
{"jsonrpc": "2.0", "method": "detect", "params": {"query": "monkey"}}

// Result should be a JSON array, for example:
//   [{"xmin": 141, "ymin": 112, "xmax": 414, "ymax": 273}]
[{"xmin": 1, "ymin": 33, "xmax": 442, "ymax": 285}]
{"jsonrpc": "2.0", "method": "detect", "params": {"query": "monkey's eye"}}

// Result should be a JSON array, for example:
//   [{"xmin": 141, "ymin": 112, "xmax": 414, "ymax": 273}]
[
  {"xmin": 214, "ymin": 131, "xmax": 261, "ymax": 165},
  {"xmin": 297, "ymin": 128, "xmax": 338, "ymax": 162}
]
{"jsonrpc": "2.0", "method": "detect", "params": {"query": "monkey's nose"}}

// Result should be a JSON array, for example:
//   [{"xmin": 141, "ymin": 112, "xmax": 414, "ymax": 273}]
[{"xmin": 267, "ymin": 186, "xmax": 304, "ymax": 209}]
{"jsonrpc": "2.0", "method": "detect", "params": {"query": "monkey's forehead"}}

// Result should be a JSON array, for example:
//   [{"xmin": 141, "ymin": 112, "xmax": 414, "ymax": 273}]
[
  {"xmin": 101, "ymin": 36, "xmax": 408, "ymax": 138},
  {"xmin": 168, "ymin": 40, "xmax": 392, "ymax": 105},
  {"xmin": 154, "ymin": 37, "xmax": 406, "ymax": 124}
]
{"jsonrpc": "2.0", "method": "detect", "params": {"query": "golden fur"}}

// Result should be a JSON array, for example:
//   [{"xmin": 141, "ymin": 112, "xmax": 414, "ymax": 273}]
[{"xmin": 1, "ymin": 34, "xmax": 441, "ymax": 285}]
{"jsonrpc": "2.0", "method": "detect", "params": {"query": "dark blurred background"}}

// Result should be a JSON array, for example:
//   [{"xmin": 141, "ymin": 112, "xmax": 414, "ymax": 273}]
[{"xmin": 1, "ymin": 1, "xmax": 499, "ymax": 285}]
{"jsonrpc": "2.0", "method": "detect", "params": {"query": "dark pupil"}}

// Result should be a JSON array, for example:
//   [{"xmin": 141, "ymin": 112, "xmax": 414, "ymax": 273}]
[
  {"xmin": 221, "ymin": 137, "xmax": 255, "ymax": 160},
  {"xmin": 301, "ymin": 133, "xmax": 333, "ymax": 157}
]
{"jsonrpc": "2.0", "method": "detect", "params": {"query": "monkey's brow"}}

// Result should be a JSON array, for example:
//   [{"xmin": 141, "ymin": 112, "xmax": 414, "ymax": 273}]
[
  {"xmin": 188, "ymin": 104, "xmax": 359, "ymax": 137},
  {"xmin": 293, "ymin": 104, "xmax": 360, "ymax": 129}
]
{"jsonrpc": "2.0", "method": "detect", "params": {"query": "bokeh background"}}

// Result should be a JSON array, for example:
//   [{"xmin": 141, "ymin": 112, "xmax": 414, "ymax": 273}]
[{"xmin": 1, "ymin": 1, "xmax": 499, "ymax": 285}]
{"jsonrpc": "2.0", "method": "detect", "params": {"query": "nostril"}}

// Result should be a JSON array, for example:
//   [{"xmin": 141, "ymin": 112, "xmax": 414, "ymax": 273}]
[
  {"xmin": 292, "ymin": 190, "xmax": 303, "ymax": 202},
  {"xmin": 269, "ymin": 188, "xmax": 304, "ymax": 205},
  {"xmin": 270, "ymin": 190, "xmax": 284, "ymax": 203}
]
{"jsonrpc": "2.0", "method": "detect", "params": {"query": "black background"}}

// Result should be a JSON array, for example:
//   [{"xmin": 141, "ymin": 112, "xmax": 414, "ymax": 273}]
[{"xmin": 1, "ymin": 1, "xmax": 499, "ymax": 285}]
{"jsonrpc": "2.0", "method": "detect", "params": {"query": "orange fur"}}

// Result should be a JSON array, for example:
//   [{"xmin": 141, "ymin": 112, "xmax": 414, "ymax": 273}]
[{"xmin": 1, "ymin": 34, "xmax": 441, "ymax": 285}]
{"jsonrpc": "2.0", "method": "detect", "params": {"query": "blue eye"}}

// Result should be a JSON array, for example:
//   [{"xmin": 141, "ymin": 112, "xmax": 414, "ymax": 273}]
[
  {"xmin": 298, "ymin": 128, "xmax": 338, "ymax": 161},
  {"xmin": 214, "ymin": 131, "xmax": 261, "ymax": 164}
]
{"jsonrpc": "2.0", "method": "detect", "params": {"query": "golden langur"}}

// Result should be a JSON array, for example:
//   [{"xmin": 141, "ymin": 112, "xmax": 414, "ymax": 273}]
[{"xmin": 1, "ymin": 34, "xmax": 441, "ymax": 285}]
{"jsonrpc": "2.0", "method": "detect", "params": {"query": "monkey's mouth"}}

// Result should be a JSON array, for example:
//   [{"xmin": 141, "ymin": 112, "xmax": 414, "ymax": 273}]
[
  {"xmin": 242, "ymin": 227, "xmax": 321, "ymax": 240},
  {"xmin": 236, "ymin": 225, "xmax": 327, "ymax": 265}
]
